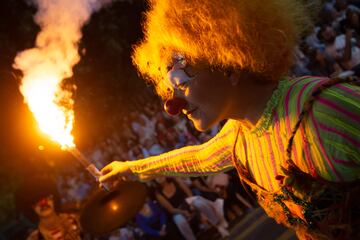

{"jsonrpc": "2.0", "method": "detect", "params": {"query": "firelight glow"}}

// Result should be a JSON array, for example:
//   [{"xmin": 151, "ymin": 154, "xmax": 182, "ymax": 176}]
[
  {"xmin": 20, "ymin": 73, "xmax": 75, "ymax": 149},
  {"xmin": 11, "ymin": 0, "xmax": 112, "ymax": 184},
  {"xmin": 12, "ymin": 0, "xmax": 113, "ymax": 150}
]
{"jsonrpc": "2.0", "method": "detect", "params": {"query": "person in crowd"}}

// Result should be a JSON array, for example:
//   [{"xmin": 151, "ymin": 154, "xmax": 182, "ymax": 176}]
[
  {"xmin": 306, "ymin": 46, "xmax": 343, "ymax": 77},
  {"xmin": 136, "ymin": 196, "xmax": 182, "ymax": 240},
  {"xmin": 141, "ymin": 139, "xmax": 165, "ymax": 157},
  {"xmin": 190, "ymin": 177, "xmax": 219, "ymax": 202},
  {"xmin": 318, "ymin": 22, "xmax": 360, "ymax": 76},
  {"xmin": 319, "ymin": 2, "xmax": 342, "ymax": 29},
  {"xmin": 291, "ymin": 45, "xmax": 312, "ymax": 76},
  {"xmin": 99, "ymin": 0, "xmax": 360, "ymax": 239},
  {"xmin": 136, "ymin": 199, "xmax": 168, "ymax": 239},
  {"xmin": 317, "ymin": 24, "xmax": 344, "ymax": 60},
  {"xmin": 190, "ymin": 177, "xmax": 230, "ymax": 228},
  {"xmin": 340, "ymin": 7, "xmax": 360, "ymax": 37},
  {"xmin": 153, "ymin": 177, "xmax": 198, "ymax": 240},
  {"xmin": 206, "ymin": 172, "xmax": 254, "ymax": 222},
  {"xmin": 15, "ymin": 176, "xmax": 82, "ymax": 240},
  {"xmin": 154, "ymin": 177, "xmax": 229, "ymax": 239}
]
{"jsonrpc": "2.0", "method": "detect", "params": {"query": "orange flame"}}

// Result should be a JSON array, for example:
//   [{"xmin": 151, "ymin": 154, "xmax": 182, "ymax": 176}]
[
  {"xmin": 19, "ymin": 72, "xmax": 75, "ymax": 149},
  {"xmin": 13, "ymin": 0, "xmax": 112, "ymax": 149}
]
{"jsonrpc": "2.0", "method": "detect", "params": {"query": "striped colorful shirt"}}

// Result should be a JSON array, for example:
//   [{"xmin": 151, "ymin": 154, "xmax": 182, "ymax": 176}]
[{"xmin": 129, "ymin": 76, "xmax": 360, "ymax": 191}]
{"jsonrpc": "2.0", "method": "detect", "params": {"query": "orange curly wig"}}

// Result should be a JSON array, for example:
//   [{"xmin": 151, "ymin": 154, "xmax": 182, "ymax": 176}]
[{"xmin": 132, "ymin": 0, "xmax": 315, "ymax": 98}]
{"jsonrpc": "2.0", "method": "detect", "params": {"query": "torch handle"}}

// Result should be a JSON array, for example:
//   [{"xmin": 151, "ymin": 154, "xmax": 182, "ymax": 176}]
[
  {"xmin": 68, "ymin": 147, "xmax": 110, "ymax": 191},
  {"xmin": 86, "ymin": 163, "xmax": 102, "ymax": 180},
  {"xmin": 68, "ymin": 147, "xmax": 91, "ymax": 169}
]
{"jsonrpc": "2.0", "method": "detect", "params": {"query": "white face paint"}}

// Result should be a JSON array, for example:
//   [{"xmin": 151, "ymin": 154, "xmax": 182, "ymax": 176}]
[
  {"xmin": 166, "ymin": 57, "xmax": 195, "ymax": 90},
  {"xmin": 167, "ymin": 69, "xmax": 193, "ymax": 88},
  {"xmin": 165, "ymin": 56, "xmax": 233, "ymax": 131}
]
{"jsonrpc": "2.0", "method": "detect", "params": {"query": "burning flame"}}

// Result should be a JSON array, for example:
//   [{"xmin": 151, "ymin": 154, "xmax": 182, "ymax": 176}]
[
  {"xmin": 19, "ymin": 72, "xmax": 75, "ymax": 149},
  {"xmin": 13, "ymin": 0, "xmax": 112, "ymax": 149}
]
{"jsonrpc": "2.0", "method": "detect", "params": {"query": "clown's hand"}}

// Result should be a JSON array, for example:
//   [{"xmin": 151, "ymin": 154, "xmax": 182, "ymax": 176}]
[{"xmin": 99, "ymin": 161, "xmax": 138, "ymax": 188}]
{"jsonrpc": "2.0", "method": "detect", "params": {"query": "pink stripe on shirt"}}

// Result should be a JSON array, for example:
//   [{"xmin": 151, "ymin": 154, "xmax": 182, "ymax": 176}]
[
  {"xmin": 317, "ymin": 97, "xmax": 360, "ymax": 123},
  {"xmin": 337, "ymin": 84, "xmax": 360, "ymax": 97},
  {"xmin": 319, "ymin": 123, "xmax": 360, "ymax": 148},
  {"xmin": 296, "ymin": 80, "xmax": 322, "ymax": 177},
  {"xmin": 309, "ymin": 110, "xmax": 344, "ymax": 181},
  {"xmin": 256, "ymin": 137, "xmax": 274, "ymax": 191}
]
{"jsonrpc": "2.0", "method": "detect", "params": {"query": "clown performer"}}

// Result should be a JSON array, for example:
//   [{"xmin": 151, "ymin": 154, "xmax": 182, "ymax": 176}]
[
  {"xmin": 15, "ymin": 176, "xmax": 82, "ymax": 240},
  {"xmin": 100, "ymin": 0, "xmax": 360, "ymax": 239}
]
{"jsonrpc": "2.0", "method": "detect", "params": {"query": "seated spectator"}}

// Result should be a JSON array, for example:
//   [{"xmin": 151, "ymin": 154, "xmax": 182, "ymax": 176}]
[
  {"xmin": 155, "ymin": 122, "xmax": 170, "ymax": 148},
  {"xmin": 335, "ymin": 0, "xmax": 350, "ymax": 19},
  {"xmin": 126, "ymin": 140, "xmax": 143, "ymax": 160},
  {"xmin": 15, "ymin": 176, "xmax": 82, "ymax": 240},
  {"xmin": 306, "ymin": 47, "xmax": 343, "ymax": 77},
  {"xmin": 154, "ymin": 177, "xmax": 198, "ymax": 240},
  {"xmin": 136, "ymin": 198, "xmax": 182, "ymax": 240},
  {"xmin": 292, "ymin": 46, "xmax": 311, "ymax": 76},
  {"xmin": 207, "ymin": 172, "xmax": 253, "ymax": 222},
  {"xmin": 123, "ymin": 120, "xmax": 138, "ymax": 142},
  {"xmin": 340, "ymin": 7, "xmax": 360, "ymax": 37},
  {"xmin": 318, "ymin": 24, "xmax": 343, "ymax": 60},
  {"xmin": 141, "ymin": 139, "xmax": 165, "ymax": 158},
  {"xmin": 319, "ymin": 2, "xmax": 340, "ymax": 27},
  {"xmin": 318, "ymin": 23, "xmax": 360, "ymax": 75},
  {"xmin": 190, "ymin": 177, "xmax": 229, "ymax": 231},
  {"xmin": 191, "ymin": 177, "xmax": 220, "ymax": 202},
  {"xmin": 154, "ymin": 177, "xmax": 229, "ymax": 239},
  {"xmin": 305, "ymin": 27, "xmax": 324, "ymax": 49},
  {"xmin": 130, "ymin": 111, "xmax": 156, "ymax": 145},
  {"xmin": 108, "ymin": 223, "xmax": 140, "ymax": 240}
]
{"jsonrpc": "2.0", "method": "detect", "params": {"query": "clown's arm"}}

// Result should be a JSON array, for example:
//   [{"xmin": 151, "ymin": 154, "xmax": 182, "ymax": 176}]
[{"xmin": 100, "ymin": 120, "xmax": 238, "ymax": 183}]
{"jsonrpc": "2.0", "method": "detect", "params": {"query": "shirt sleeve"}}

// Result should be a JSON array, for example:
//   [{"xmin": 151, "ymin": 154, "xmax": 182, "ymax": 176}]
[
  {"xmin": 128, "ymin": 120, "xmax": 238, "ymax": 180},
  {"xmin": 136, "ymin": 215, "xmax": 161, "ymax": 237},
  {"xmin": 308, "ymin": 81, "xmax": 360, "ymax": 181}
]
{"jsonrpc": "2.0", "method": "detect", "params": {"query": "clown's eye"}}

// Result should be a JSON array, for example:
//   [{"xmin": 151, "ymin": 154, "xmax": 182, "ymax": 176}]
[{"xmin": 176, "ymin": 81, "xmax": 189, "ymax": 91}]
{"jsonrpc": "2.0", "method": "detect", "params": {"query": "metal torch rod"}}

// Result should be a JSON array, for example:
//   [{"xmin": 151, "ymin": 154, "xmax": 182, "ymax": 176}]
[{"xmin": 68, "ymin": 147, "xmax": 102, "ymax": 181}]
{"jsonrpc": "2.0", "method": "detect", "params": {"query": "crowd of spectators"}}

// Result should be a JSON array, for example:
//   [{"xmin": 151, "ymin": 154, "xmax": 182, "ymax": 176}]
[
  {"xmin": 56, "ymin": 98, "xmax": 255, "ymax": 240},
  {"xmin": 292, "ymin": 0, "xmax": 360, "ymax": 79},
  {"xmin": 22, "ymin": 1, "xmax": 360, "ymax": 239}
]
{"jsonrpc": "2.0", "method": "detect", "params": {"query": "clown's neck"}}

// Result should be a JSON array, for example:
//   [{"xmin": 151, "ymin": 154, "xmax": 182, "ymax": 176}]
[
  {"xmin": 246, "ymin": 82, "xmax": 278, "ymax": 124},
  {"xmin": 229, "ymin": 79, "xmax": 278, "ymax": 125}
]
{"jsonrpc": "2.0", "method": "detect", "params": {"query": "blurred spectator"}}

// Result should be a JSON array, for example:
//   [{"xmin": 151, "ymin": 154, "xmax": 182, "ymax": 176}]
[
  {"xmin": 321, "ymin": 2, "xmax": 338, "ymax": 22},
  {"xmin": 305, "ymin": 27, "xmax": 323, "ymax": 49},
  {"xmin": 154, "ymin": 177, "xmax": 198, "ymax": 240},
  {"xmin": 15, "ymin": 176, "xmax": 83, "ymax": 240},
  {"xmin": 141, "ymin": 139, "xmax": 165, "ymax": 158},
  {"xmin": 154, "ymin": 177, "xmax": 229, "ymax": 239},
  {"xmin": 190, "ymin": 177, "xmax": 229, "ymax": 233},
  {"xmin": 136, "ymin": 198, "xmax": 182, "ymax": 240},
  {"xmin": 292, "ymin": 46, "xmax": 311, "ymax": 76},
  {"xmin": 306, "ymin": 47, "xmax": 343, "ymax": 77},
  {"xmin": 207, "ymin": 172, "xmax": 254, "ymax": 222}
]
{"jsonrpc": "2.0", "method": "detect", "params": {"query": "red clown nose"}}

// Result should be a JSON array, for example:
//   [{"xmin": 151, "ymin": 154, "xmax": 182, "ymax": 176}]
[
  {"xmin": 38, "ymin": 197, "xmax": 49, "ymax": 208},
  {"xmin": 164, "ymin": 97, "xmax": 187, "ymax": 116}
]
